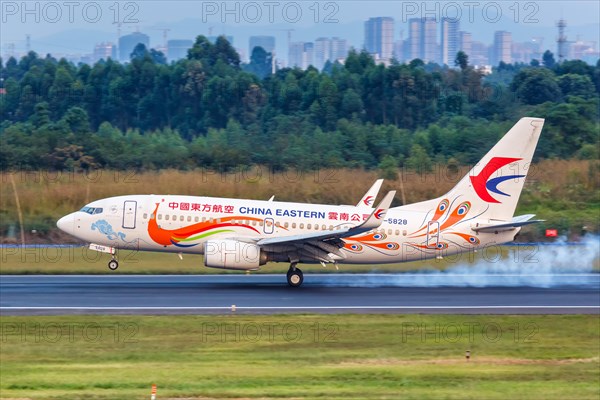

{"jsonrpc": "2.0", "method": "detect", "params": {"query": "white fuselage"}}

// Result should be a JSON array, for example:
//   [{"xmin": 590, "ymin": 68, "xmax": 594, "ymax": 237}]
[{"xmin": 58, "ymin": 194, "xmax": 517, "ymax": 266}]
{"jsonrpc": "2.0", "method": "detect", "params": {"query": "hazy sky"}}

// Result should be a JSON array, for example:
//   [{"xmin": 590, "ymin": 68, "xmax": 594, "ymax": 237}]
[{"xmin": 2, "ymin": 1, "xmax": 599, "ymax": 56}]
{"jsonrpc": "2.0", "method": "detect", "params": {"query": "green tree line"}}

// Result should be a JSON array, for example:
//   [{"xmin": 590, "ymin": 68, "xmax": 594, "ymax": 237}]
[{"xmin": 1, "ymin": 36, "xmax": 598, "ymax": 171}]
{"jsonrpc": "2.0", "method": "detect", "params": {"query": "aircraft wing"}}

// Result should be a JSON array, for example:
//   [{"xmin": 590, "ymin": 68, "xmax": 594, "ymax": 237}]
[
  {"xmin": 356, "ymin": 179, "xmax": 384, "ymax": 207},
  {"xmin": 258, "ymin": 190, "xmax": 395, "ymax": 246}
]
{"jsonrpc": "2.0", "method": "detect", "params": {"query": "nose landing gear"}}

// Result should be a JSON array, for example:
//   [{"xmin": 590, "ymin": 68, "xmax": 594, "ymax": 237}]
[{"xmin": 108, "ymin": 254, "xmax": 119, "ymax": 270}]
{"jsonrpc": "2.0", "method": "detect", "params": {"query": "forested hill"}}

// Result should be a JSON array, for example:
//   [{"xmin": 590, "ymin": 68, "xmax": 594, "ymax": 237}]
[{"xmin": 1, "ymin": 35, "xmax": 598, "ymax": 171}]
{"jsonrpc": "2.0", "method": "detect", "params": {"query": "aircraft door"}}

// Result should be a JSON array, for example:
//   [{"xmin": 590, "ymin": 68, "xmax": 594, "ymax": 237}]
[
  {"xmin": 263, "ymin": 218, "xmax": 274, "ymax": 234},
  {"xmin": 426, "ymin": 221, "xmax": 439, "ymax": 248},
  {"xmin": 123, "ymin": 200, "xmax": 137, "ymax": 229}
]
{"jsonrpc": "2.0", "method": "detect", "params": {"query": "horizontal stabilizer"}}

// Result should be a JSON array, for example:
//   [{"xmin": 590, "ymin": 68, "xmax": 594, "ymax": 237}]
[{"xmin": 472, "ymin": 214, "xmax": 544, "ymax": 233}]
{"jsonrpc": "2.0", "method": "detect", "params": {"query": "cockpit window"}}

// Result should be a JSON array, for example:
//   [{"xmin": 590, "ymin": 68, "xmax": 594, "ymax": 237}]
[{"xmin": 80, "ymin": 207, "xmax": 103, "ymax": 215}]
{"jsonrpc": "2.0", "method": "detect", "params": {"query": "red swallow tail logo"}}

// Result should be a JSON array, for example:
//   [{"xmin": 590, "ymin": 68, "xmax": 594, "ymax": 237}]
[
  {"xmin": 374, "ymin": 209, "xmax": 385, "ymax": 219},
  {"xmin": 363, "ymin": 196, "xmax": 375, "ymax": 206},
  {"xmin": 470, "ymin": 157, "xmax": 524, "ymax": 203}
]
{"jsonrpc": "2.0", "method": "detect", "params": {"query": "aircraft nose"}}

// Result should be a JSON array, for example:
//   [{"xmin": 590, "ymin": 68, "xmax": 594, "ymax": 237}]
[{"xmin": 56, "ymin": 213, "xmax": 75, "ymax": 235}]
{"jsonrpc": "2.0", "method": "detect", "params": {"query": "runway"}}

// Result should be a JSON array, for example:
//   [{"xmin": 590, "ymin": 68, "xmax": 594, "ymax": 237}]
[{"xmin": 1, "ymin": 274, "xmax": 599, "ymax": 315}]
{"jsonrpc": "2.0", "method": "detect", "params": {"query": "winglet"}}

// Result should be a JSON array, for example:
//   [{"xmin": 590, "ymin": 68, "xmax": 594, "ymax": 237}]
[
  {"xmin": 355, "ymin": 190, "xmax": 396, "ymax": 231},
  {"xmin": 356, "ymin": 179, "xmax": 384, "ymax": 208}
]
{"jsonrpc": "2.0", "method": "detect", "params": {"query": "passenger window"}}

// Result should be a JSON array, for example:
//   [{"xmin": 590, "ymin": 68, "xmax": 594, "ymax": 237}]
[
  {"xmin": 187, "ymin": 216, "xmax": 191, "ymax": 222},
  {"xmin": 143, "ymin": 213, "xmax": 148, "ymax": 219},
  {"xmin": 307, "ymin": 224, "xmax": 311, "ymax": 229},
  {"xmin": 158, "ymin": 214, "xmax": 162, "ymax": 220},
  {"xmin": 292, "ymin": 223, "xmax": 296, "ymax": 229},
  {"xmin": 395, "ymin": 230, "xmax": 400, "ymax": 236},
  {"xmin": 329, "ymin": 225, "xmax": 333, "ymax": 230},
  {"xmin": 202, "ymin": 217, "xmax": 206, "ymax": 222},
  {"xmin": 180, "ymin": 216, "xmax": 184, "ymax": 222},
  {"xmin": 403, "ymin": 230, "xmax": 407, "ymax": 236},
  {"xmin": 259, "ymin": 221, "xmax": 264, "ymax": 227},
  {"xmin": 195, "ymin": 216, "xmax": 199, "ymax": 222},
  {"xmin": 165, "ymin": 215, "xmax": 170, "ymax": 221},
  {"xmin": 300, "ymin": 223, "xmax": 304, "ymax": 229},
  {"xmin": 315, "ymin": 225, "xmax": 319, "ymax": 230}
]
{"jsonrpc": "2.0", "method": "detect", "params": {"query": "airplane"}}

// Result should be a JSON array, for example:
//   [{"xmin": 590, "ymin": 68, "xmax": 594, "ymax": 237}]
[{"xmin": 57, "ymin": 117, "xmax": 545, "ymax": 287}]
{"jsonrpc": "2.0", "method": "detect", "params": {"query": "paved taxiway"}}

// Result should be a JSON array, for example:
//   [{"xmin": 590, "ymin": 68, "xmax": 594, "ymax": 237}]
[{"xmin": 1, "ymin": 274, "xmax": 598, "ymax": 315}]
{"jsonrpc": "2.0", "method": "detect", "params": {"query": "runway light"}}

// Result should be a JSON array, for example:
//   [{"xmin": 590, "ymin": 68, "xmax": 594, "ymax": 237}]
[
  {"xmin": 151, "ymin": 384, "xmax": 157, "ymax": 400},
  {"xmin": 231, "ymin": 304, "xmax": 236, "ymax": 312},
  {"xmin": 465, "ymin": 350, "xmax": 471, "ymax": 361}
]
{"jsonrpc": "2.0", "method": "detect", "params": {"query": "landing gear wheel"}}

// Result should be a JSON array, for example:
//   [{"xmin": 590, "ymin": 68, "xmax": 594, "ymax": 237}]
[
  {"xmin": 287, "ymin": 267, "xmax": 303, "ymax": 287},
  {"xmin": 108, "ymin": 259, "xmax": 119, "ymax": 270}
]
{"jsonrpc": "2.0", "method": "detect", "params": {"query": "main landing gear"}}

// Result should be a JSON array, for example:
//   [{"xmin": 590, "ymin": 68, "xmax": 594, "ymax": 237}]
[{"xmin": 286, "ymin": 263, "xmax": 303, "ymax": 287}]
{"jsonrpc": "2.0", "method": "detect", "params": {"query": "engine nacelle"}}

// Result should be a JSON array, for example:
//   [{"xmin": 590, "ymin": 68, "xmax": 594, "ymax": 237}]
[{"xmin": 204, "ymin": 239, "xmax": 267, "ymax": 270}]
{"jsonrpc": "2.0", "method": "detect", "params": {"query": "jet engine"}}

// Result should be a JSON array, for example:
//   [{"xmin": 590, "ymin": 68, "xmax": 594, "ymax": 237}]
[{"xmin": 204, "ymin": 239, "xmax": 268, "ymax": 270}]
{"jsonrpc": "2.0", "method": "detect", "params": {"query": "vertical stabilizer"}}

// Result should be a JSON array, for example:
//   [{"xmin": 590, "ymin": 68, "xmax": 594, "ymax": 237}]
[
  {"xmin": 402, "ymin": 118, "xmax": 544, "ymax": 221},
  {"xmin": 446, "ymin": 117, "xmax": 544, "ymax": 220}
]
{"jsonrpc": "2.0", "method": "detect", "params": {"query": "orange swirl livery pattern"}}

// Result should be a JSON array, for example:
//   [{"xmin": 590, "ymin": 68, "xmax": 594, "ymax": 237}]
[
  {"xmin": 344, "ymin": 231, "xmax": 400, "ymax": 253},
  {"xmin": 411, "ymin": 198, "xmax": 449, "ymax": 236},
  {"xmin": 148, "ymin": 202, "xmax": 262, "ymax": 247}
]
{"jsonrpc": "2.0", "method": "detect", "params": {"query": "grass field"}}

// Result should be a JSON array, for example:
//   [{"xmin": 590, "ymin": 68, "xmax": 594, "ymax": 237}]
[{"xmin": 0, "ymin": 314, "xmax": 598, "ymax": 400}]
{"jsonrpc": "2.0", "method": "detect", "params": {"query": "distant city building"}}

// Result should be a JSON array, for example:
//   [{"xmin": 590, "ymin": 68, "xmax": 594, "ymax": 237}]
[
  {"xmin": 492, "ymin": 31, "xmax": 512, "ymax": 65},
  {"xmin": 288, "ymin": 42, "xmax": 303, "ymax": 68},
  {"xmin": 470, "ymin": 40, "xmax": 489, "ymax": 66},
  {"xmin": 393, "ymin": 40, "xmax": 404, "ymax": 62},
  {"xmin": 458, "ymin": 31, "xmax": 472, "ymax": 59},
  {"xmin": 119, "ymin": 32, "xmax": 150, "ymax": 61},
  {"xmin": 330, "ymin": 37, "xmax": 348, "ymax": 61},
  {"xmin": 422, "ymin": 17, "xmax": 438, "ymax": 63},
  {"xmin": 303, "ymin": 42, "xmax": 314, "ymax": 68},
  {"xmin": 314, "ymin": 37, "xmax": 348, "ymax": 70},
  {"xmin": 167, "ymin": 39, "xmax": 193, "ymax": 61},
  {"xmin": 512, "ymin": 38, "xmax": 543, "ymax": 64},
  {"xmin": 249, "ymin": 36, "xmax": 275, "ymax": 57},
  {"xmin": 407, "ymin": 18, "xmax": 422, "ymax": 60},
  {"xmin": 314, "ymin": 37, "xmax": 331, "ymax": 70},
  {"xmin": 406, "ymin": 17, "xmax": 438, "ymax": 63},
  {"xmin": 93, "ymin": 42, "xmax": 116, "ymax": 63},
  {"xmin": 288, "ymin": 41, "xmax": 314, "ymax": 69},
  {"xmin": 568, "ymin": 40, "xmax": 599, "ymax": 63},
  {"xmin": 364, "ymin": 17, "xmax": 394, "ymax": 61},
  {"xmin": 440, "ymin": 18, "xmax": 459, "ymax": 66}
]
